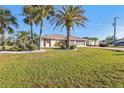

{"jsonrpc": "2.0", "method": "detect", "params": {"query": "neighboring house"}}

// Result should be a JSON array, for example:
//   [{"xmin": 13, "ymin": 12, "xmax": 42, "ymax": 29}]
[{"xmin": 40, "ymin": 34, "xmax": 99, "ymax": 48}]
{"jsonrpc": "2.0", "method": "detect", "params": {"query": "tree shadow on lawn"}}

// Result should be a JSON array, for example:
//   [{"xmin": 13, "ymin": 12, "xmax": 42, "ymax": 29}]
[
  {"xmin": 106, "ymin": 50, "xmax": 124, "ymax": 56},
  {"xmin": 112, "ymin": 54, "xmax": 124, "ymax": 56},
  {"xmin": 104, "ymin": 49, "xmax": 124, "ymax": 52},
  {"xmin": 103, "ymin": 49, "xmax": 124, "ymax": 54},
  {"xmin": 112, "ymin": 50, "xmax": 124, "ymax": 56}
]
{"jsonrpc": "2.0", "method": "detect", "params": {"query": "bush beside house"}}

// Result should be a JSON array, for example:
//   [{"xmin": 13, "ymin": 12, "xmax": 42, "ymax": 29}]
[{"xmin": 70, "ymin": 45, "xmax": 77, "ymax": 49}]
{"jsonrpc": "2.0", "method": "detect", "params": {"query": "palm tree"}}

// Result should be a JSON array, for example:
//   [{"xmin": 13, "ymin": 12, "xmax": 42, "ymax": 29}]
[
  {"xmin": 50, "ymin": 5, "xmax": 87, "ymax": 49},
  {"xmin": 22, "ymin": 6, "xmax": 35, "ymax": 40},
  {"xmin": 0, "ymin": 8, "xmax": 18, "ymax": 50},
  {"xmin": 33, "ymin": 5, "xmax": 54, "ymax": 50}
]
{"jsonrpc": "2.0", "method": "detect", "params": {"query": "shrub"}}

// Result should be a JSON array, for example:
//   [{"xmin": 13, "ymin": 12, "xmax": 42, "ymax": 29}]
[
  {"xmin": 6, "ymin": 41, "xmax": 14, "ymax": 46},
  {"xmin": 10, "ymin": 44, "xmax": 38, "ymax": 51},
  {"xmin": 10, "ymin": 46, "xmax": 24, "ymax": 51},
  {"xmin": 60, "ymin": 44, "xmax": 66, "ymax": 49},
  {"xmin": 17, "ymin": 47, "xmax": 24, "ymax": 51},
  {"xmin": 18, "ymin": 45, "xmax": 25, "ymax": 49},
  {"xmin": 70, "ymin": 45, "xmax": 77, "ymax": 49},
  {"xmin": 27, "ymin": 44, "xmax": 38, "ymax": 51},
  {"xmin": 55, "ymin": 42, "xmax": 61, "ymax": 46},
  {"xmin": 10, "ymin": 46, "xmax": 17, "ymax": 51}
]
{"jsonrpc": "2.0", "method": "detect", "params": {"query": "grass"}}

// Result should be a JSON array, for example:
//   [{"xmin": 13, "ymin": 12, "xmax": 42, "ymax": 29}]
[{"xmin": 0, "ymin": 48, "xmax": 124, "ymax": 87}]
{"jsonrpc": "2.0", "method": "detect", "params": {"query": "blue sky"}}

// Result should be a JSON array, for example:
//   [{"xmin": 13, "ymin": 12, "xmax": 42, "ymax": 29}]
[{"xmin": 1, "ymin": 5, "xmax": 124, "ymax": 40}]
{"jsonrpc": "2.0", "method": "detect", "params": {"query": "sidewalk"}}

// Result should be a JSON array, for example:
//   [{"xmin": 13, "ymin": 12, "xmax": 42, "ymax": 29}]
[
  {"xmin": 86, "ymin": 46, "xmax": 124, "ymax": 51},
  {"xmin": 102, "ymin": 47, "xmax": 124, "ymax": 51}
]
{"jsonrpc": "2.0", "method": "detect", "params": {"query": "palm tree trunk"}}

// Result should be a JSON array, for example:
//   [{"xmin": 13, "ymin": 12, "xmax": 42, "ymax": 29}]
[
  {"xmin": 39, "ymin": 20, "xmax": 43, "ymax": 50},
  {"xmin": 30, "ymin": 23, "xmax": 33, "ymax": 39},
  {"xmin": 66, "ymin": 27, "xmax": 71, "ymax": 49},
  {"xmin": 1, "ymin": 32, "xmax": 5, "ymax": 51},
  {"xmin": 30, "ymin": 23, "xmax": 33, "ymax": 44}
]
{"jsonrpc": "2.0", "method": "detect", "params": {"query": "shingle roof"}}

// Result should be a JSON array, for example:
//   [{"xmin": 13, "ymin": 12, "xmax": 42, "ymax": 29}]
[{"xmin": 42, "ymin": 34, "xmax": 87, "ymax": 41}]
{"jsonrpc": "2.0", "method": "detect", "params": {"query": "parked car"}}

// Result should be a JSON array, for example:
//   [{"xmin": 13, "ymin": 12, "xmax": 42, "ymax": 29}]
[
  {"xmin": 99, "ymin": 41, "xmax": 108, "ymax": 47},
  {"xmin": 114, "ymin": 41, "xmax": 124, "ymax": 46},
  {"xmin": 99, "ymin": 43, "xmax": 108, "ymax": 47}
]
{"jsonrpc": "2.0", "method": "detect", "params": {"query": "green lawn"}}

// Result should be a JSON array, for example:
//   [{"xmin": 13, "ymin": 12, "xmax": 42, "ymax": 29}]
[{"xmin": 0, "ymin": 48, "xmax": 124, "ymax": 88}]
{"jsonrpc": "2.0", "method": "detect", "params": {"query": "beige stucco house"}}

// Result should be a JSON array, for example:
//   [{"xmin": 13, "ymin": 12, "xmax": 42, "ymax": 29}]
[{"xmin": 40, "ymin": 34, "xmax": 99, "ymax": 48}]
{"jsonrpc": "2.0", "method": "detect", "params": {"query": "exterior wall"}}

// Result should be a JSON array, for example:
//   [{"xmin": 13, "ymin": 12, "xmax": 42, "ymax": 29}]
[
  {"xmin": 70, "ymin": 40, "xmax": 86, "ymax": 47},
  {"xmin": 41, "ymin": 39, "xmax": 65, "ymax": 48},
  {"xmin": 51, "ymin": 40, "xmax": 56, "ymax": 47},
  {"xmin": 40, "ymin": 38, "xmax": 51, "ymax": 47},
  {"xmin": 70, "ymin": 40, "xmax": 76, "ymax": 46},
  {"xmin": 86, "ymin": 40, "xmax": 99, "ymax": 46},
  {"xmin": 51, "ymin": 40, "xmax": 62, "ymax": 47},
  {"xmin": 40, "ymin": 39, "xmax": 44, "ymax": 47},
  {"xmin": 76, "ymin": 41, "xmax": 86, "ymax": 47},
  {"xmin": 95, "ymin": 40, "xmax": 99, "ymax": 46},
  {"xmin": 41, "ymin": 38, "xmax": 87, "ymax": 48},
  {"xmin": 45, "ymin": 39, "xmax": 50, "ymax": 47}
]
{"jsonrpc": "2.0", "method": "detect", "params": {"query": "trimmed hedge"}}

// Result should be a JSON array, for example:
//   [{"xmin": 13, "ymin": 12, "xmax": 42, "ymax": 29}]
[{"xmin": 70, "ymin": 45, "xmax": 77, "ymax": 49}]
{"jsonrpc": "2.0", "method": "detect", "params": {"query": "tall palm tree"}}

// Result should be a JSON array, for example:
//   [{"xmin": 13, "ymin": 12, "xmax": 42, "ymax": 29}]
[
  {"xmin": 0, "ymin": 8, "xmax": 18, "ymax": 50},
  {"xmin": 33, "ymin": 5, "xmax": 54, "ymax": 50},
  {"xmin": 22, "ymin": 6, "xmax": 35, "ymax": 40},
  {"xmin": 50, "ymin": 5, "xmax": 87, "ymax": 49}
]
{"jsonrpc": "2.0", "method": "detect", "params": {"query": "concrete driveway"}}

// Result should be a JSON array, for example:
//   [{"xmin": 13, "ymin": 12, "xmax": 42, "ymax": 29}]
[{"xmin": 102, "ymin": 47, "xmax": 124, "ymax": 51}]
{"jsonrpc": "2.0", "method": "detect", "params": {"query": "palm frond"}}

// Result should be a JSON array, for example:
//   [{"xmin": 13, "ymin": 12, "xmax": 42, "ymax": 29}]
[
  {"xmin": 50, "ymin": 5, "xmax": 87, "ymax": 32},
  {"xmin": 7, "ymin": 26, "xmax": 14, "ymax": 34}
]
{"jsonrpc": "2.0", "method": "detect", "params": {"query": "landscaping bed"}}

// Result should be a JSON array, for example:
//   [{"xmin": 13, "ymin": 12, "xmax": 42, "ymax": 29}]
[{"xmin": 0, "ymin": 50, "xmax": 46, "ymax": 54}]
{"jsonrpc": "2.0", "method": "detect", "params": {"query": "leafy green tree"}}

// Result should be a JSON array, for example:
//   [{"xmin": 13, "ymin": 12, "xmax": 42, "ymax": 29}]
[
  {"xmin": 50, "ymin": 6, "xmax": 87, "ymax": 49},
  {"xmin": 0, "ymin": 8, "xmax": 18, "ymax": 50},
  {"xmin": 16, "ymin": 31, "xmax": 30, "ymax": 46},
  {"xmin": 16, "ymin": 31, "xmax": 38, "ymax": 47},
  {"xmin": 6, "ymin": 35, "xmax": 14, "ymax": 46}
]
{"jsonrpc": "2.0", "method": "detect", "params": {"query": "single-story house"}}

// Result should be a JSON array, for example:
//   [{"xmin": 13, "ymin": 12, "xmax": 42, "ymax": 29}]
[{"xmin": 40, "ymin": 34, "xmax": 99, "ymax": 48}]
